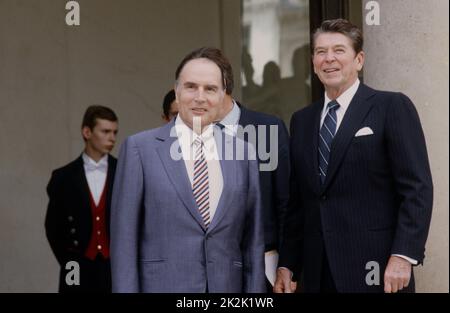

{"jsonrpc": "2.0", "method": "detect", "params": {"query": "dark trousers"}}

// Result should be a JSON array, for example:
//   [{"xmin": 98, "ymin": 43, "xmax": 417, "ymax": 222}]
[{"xmin": 320, "ymin": 251, "xmax": 337, "ymax": 293}]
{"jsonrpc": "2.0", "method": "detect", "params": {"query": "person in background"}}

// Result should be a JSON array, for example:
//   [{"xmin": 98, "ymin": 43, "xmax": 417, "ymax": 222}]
[
  {"xmin": 216, "ymin": 93, "xmax": 289, "ymax": 291},
  {"xmin": 45, "ymin": 105, "xmax": 119, "ymax": 292},
  {"xmin": 161, "ymin": 89, "xmax": 178, "ymax": 123}
]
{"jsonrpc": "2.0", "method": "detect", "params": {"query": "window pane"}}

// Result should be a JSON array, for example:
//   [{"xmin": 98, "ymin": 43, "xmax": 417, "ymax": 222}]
[{"xmin": 241, "ymin": 0, "xmax": 311, "ymax": 125}]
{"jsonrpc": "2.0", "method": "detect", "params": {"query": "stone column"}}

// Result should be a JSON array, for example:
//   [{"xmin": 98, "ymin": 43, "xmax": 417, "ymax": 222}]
[{"xmin": 363, "ymin": 0, "xmax": 449, "ymax": 292}]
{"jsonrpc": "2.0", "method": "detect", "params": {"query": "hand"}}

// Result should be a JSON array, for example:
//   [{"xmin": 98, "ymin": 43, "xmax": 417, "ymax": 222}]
[
  {"xmin": 384, "ymin": 256, "xmax": 412, "ymax": 293},
  {"xmin": 273, "ymin": 268, "xmax": 297, "ymax": 293}
]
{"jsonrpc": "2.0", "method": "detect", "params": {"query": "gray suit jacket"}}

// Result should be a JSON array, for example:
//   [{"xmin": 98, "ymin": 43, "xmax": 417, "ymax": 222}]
[{"xmin": 110, "ymin": 120, "xmax": 266, "ymax": 293}]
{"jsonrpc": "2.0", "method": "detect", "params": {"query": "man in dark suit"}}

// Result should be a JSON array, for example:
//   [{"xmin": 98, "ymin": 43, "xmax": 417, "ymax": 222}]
[
  {"xmin": 275, "ymin": 19, "xmax": 433, "ymax": 293},
  {"xmin": 45, "ymin": 105, "xmax": 119, "ymax": 292},
  {"xmin": 217, "ymin": 94, "xmax": 290, "ymax": 289}
]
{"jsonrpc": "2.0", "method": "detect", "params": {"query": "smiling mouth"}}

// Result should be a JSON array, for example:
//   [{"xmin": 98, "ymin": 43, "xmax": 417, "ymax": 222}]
[
  {"xmin": 192, "ymin": 108, "xmax": 207, "ymax": 114},
  {"xmin": 324, "ymin": 68, "xmax": 340, "ymax": 73}
]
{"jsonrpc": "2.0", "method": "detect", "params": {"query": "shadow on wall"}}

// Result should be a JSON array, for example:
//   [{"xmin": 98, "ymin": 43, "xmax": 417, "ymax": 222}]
[{"xmin": 242, "ymin": 44, "xmax": 312, "ymax": 125}]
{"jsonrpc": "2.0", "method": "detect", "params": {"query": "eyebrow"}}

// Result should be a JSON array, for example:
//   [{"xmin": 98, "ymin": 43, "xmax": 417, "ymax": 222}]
[
  {"xmin": 315, "ymin": 44, "xmax": 347, "ymax": 51},
  {"xmin": 183, "ymin": 82, "xmax": 220, "ymax": 89}
]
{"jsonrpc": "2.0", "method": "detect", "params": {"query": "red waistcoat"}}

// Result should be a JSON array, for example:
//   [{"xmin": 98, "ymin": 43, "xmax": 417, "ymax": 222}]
[{"xmin": 85, "ymin": 180, "xmax": 110, "ymax": 260}]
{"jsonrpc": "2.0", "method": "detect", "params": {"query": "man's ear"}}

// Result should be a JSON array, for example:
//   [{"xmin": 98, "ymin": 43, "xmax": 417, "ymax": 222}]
[
  {"xmin": 82, "ymin": 126, "xmax": 92, "ymax": 141},
  {"xmin": 312, "ymin": 54, "xmax": 318, "ymax": 75},
  {"xmin": 356, "ymin": 51, "xmax": 365, "ymax": 71}
]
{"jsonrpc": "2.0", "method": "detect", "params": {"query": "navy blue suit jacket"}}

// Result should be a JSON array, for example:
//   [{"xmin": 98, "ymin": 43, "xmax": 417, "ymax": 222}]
[
  {"xmin": 279, "ymin": 83, "xmax": 433, "ymax": 292},
  {"xmin": 238, "ymin": 104, "xmax": 290, "ymax": 252}
]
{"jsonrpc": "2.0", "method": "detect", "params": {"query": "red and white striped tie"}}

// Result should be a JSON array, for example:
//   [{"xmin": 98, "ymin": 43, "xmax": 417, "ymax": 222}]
[{"xmin": 193, "ymin": 137, "xmax": 210, "ymax": 228}]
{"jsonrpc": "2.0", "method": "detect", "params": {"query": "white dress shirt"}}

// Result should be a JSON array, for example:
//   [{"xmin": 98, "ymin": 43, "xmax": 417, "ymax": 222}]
[
  {"xmin": 175, "ymin": 117, "xmax": 223, "ymax": 222},
  {"xmin": 320, "ymin": 79, "xmax": 360, "ymax": 131},
  {"xmin": 82, "ymin": 153, "xmax": 108, "ymax": 206}
]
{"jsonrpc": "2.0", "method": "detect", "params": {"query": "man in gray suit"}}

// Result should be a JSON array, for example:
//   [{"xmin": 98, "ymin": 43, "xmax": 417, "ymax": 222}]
[{"xmin": 110, "ymin": 47, "xmax": 266, "ymax": 293}]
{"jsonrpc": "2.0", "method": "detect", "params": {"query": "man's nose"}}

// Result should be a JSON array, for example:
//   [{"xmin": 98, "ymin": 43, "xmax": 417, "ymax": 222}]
[
  {"xmin": 325, "ymin": 51, "xmax": 336, "ymax": 62},
  {"xmin": 194, "ymin": 88, "xmax": 207, "ymax": 102}
]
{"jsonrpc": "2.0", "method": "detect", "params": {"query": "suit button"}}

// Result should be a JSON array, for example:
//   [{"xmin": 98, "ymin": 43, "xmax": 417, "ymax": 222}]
[
  {"xmin": 96, "ymin": 216, "xmax": 100, "ymax": 221},
  {"xmin": 321, "ymin": 195, "xmax": 327, "ymax": 201},
  {"xmin": 73, "ymin": 240, "xmax": 78, "ymax": 246},
  {"xmin": 97, "ymin": 231, "xmax": 101, "ymax": 235},
  {"xmin": 70, "ymin": 228, "xmax": 76, "ymax": 234},
  {"xmin": 97, "ymin": 245, "xmax": 102, "ymax": 250},
  {"xmin": 68, "ymin": 216, "xmax": 74, "ymax": 222}
]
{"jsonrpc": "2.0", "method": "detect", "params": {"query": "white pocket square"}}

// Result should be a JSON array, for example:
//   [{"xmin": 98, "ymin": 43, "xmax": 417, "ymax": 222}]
[{"xmin": 355, "ymin": 127, "xmax": 374, "ymax": 137}]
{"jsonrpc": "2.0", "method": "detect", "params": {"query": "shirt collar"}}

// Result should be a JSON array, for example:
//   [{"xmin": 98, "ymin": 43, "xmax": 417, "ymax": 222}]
[
  {"xmin": 82, "ymin": 153, "xmax": 108, "ymax": 171},
  {"xmin": 218, "ymin": 100, "xmax": 241, "ymax": 135},
  {"xmin": 175, "ymin": 116, "xmax": 217, "ymax": 162},
  {"xmin": 324, "ymin": 78, "xmax": 360, "ymax": 112},
  {"xmin": 175, "ymin": 115, "xmax": 215, "ymax": 145}
]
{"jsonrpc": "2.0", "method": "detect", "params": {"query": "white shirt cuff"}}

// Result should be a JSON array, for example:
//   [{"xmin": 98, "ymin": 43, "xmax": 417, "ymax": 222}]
[{"xmin": 392, "ymin": 254, "xmax": 418, "ymax": 265}]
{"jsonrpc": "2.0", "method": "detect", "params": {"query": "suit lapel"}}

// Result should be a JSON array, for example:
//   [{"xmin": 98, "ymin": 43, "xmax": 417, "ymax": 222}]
[
  {"xmin": 155, "ymin": 121, "xmax": 207, "ymax": 230},
  {"xmin": 73, "ymin": 156, "xmax": 92, "ymax": 225},
  {"xmin": 310, "ymin": 100, "xmax": 324, "ymax": 194},
  {"xmin": 207, "ymin": 130, "xmax": 236, "ymax": 232},
  {"xmin": 321, "ymin": 84, "xmax": 376, "ymax": 191}
]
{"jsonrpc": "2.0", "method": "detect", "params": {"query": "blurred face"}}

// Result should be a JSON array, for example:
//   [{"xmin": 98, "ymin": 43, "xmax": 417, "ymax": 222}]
[
  {"xmin": 175, "ymin": 58, "xmax": 225, "ymax": 132},
  {"xmin": 313, "ymin": 32, "xmax": 364, "ymax": 98},
  {"xmin": 162, "ymin": 100, "xmax": 179, "ymax": 123},
  {"xmin": 83, "ymin": 118, "xmax": 118, "ymax": 157},
  {"xmin": 169, "ymin": 101, "xmax": 179, "ymax": 119}
]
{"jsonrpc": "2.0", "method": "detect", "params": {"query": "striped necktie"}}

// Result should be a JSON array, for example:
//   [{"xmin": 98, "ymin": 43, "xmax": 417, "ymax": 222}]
[
  {"xmin": 192, "ymin": 137, "xmax": 210, "ymax": 228},
  {"xmin": 318, "ymin": 100, "xmax": 340, "ymax": 184}
]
